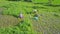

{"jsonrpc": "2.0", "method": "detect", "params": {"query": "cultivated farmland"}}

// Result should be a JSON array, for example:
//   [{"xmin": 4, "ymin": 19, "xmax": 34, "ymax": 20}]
[{"xmin": 0, "ymin": 0, "xmax": 60, "ymax": 34}]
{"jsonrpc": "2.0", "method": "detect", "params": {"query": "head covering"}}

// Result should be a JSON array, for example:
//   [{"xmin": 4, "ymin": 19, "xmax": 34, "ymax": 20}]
[
  {"xmin": 33, "ymin": 9, "xmax": 37, "ymax": 12},
  {"xmin": 33, "ymin": 9, "xmax": 38, "ymax": 13}
]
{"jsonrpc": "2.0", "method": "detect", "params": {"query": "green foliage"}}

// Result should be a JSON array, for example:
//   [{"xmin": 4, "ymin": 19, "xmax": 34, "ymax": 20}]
[
  {"xmin": 24, "ymin": 0, "xmax": 32, "ymax": 2},
  {"xmin": 52, "ymin": 0, "xmax": 60, "ymax": 5},
  {"xmin": 32, "ymin": 0, "xmax": 48, "ymax": 3},
  {"xmin": 32, "ymin": 0, "xmax": 60, "ymax": 5},
  {"xmin": 0, "ymin": 19, "xmax": 34, "ymax": 34},
  {"xmin": 8, "ymin": 0, "xmax": 20, "ymax": 1},
  {"xmin": 0, "ymin": 0, "xmax": 60, "ymax": 34}
]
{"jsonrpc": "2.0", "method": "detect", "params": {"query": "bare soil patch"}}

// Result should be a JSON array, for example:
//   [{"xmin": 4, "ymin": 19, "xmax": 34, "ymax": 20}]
[{"xmin": 0, "ymin": 15, "xmax": 19, "ymax": 28}]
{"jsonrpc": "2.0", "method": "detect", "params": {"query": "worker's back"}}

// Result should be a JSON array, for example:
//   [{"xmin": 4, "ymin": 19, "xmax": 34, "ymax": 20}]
[
  {"xmin": 32, "ymin": 9, "xmax": 39, "ymax": 21},
  {"xmin": 19, "ymin": 13, "xmax": 23, "ymax": 18}
]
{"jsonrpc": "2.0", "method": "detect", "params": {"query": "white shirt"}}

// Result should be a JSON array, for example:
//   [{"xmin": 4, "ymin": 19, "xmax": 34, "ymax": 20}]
[{"xmin": 19, "ymin": 14, "xmax": 23, "ymax": 18}]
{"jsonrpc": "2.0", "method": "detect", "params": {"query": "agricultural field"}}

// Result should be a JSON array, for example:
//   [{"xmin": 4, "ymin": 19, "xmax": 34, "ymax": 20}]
[{"xmin": 0, "ymin": 0, "xmax": 60, "ymax": 34}]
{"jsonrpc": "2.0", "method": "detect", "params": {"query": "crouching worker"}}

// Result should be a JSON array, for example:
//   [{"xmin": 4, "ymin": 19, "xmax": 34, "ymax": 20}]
[
  {"xmin": 33, "ymin": 9, "xmax": 39, "ymax": 21},
  {"xmin": 33, "ymin": 13, "xmax": 39, "ymax": 21},
  {"xmin": 18, "ymin": 12, "xmax": 24, "ymax": 23},
  {"xmin": 19, "ymin": 13, "xmax": 23, "ymax": 18}
]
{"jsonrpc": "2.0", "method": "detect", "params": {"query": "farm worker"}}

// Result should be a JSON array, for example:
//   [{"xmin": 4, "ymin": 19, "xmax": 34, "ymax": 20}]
[
  {"xmin": 33, "ymin": 9, "xmax": 39, "ymax": 21},
  {"xmin": 19, "ymin": 13, "xmax": 23, "ymax": 19},
  {"xmin": 19, "ymin": 12, "xmax": 24, "ymax": 22},
  {"xmin": 33, "ymin": 14, "xmax": 39, "ymax": 21}
]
